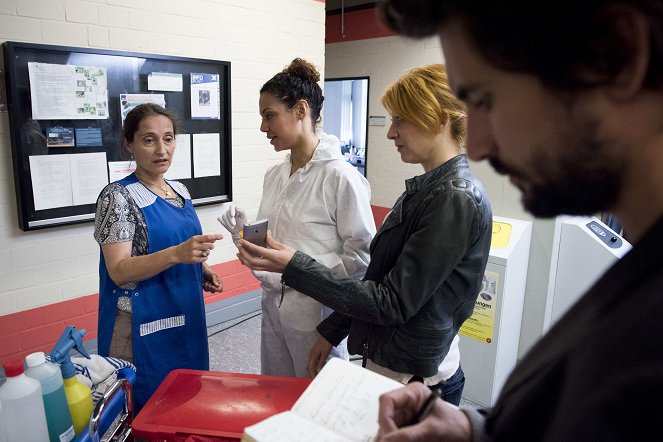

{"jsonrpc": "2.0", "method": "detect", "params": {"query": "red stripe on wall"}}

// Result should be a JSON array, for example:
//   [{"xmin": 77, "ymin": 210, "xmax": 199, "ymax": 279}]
[
  {"xmin": 371, "ymin": 204, "xmax": 391, "ymax": 227},
  {"xmin": 326, "ymin": 7, "xmax": 396, "ymax": 43},
  {"xmin": 0, "ymin": 205, "xmax": 390, "ymax": 366},
  {"xmin": 0, "ymin": 260, "xmax": 259, "ymax": 365}
]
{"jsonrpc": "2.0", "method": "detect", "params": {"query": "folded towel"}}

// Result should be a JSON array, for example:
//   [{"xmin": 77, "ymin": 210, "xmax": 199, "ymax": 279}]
[{"xmin": 47, "ymin": 354, "xmax": 136, "ymax": 404}]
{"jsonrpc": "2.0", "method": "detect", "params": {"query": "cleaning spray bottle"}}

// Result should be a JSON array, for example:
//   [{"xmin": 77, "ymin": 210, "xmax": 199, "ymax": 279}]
[
  {"xmin": 50, "ymin": 326, "xmax": 94, "ymax": 436},
  {"xmin": 25, "ymin": 351, "xmax": 75, "ymax": 442}
]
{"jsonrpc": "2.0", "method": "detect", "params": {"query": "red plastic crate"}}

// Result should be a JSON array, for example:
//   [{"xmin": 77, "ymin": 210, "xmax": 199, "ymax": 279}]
[{"xmin": 132, "ymin": 369, "xmax": 311, "ymax": 441}]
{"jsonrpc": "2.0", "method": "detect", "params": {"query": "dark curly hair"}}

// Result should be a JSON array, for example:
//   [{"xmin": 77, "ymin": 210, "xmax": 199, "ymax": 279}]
[{"xmin": 260, "ymin": 58, "xmax": 324, "ymax": 127}]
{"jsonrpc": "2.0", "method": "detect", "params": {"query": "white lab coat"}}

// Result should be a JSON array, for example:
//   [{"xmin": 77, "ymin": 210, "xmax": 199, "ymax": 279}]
[{"xmin": 255, "ymin": 133, "xmax": 375, "ymax": 377}]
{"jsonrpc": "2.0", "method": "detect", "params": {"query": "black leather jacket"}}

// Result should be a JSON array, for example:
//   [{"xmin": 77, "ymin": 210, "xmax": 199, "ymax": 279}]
[{"xmin": 282, "ymin": 155, "xmax": 492, "ymax": 377}]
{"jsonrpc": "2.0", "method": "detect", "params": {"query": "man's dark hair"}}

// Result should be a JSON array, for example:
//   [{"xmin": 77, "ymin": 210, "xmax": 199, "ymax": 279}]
[{"xmin": 378, "ymin": 1, "xmax": 663, "ymax": 91}]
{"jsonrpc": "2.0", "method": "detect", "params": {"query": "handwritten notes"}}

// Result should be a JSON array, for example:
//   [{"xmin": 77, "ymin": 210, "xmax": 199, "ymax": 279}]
[{"xmin": 242, "ymin": 358, "xmax": 402, "ymax": 442}]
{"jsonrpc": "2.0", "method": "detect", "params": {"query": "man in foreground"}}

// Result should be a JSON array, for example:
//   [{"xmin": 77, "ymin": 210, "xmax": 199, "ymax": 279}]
[{"xmin": 374, "ymin": 1, "xmax": 663, "ymax": 440}]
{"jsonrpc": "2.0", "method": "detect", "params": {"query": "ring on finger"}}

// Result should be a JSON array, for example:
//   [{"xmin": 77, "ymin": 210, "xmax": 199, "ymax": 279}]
[{"xmin": 202, "ymin": 249, "xmax": 210, "ymax": 257}]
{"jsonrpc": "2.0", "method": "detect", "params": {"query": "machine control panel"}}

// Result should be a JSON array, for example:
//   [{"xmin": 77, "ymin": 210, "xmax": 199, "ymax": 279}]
[{"xmin": 586, "ymin": 220, "xmax": 623, "ymax": 249}]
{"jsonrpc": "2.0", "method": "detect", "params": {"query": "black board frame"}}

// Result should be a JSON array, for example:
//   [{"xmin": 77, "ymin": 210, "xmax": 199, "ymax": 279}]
[{"xmin": 3, "ymin": 41, "xmax": 232, "ymax": 231}]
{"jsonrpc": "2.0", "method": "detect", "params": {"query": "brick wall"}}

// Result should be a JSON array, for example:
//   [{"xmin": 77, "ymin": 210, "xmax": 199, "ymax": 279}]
[{"xmin": 0, "ymin": 0, "xmax": 326, "ymax": 362}]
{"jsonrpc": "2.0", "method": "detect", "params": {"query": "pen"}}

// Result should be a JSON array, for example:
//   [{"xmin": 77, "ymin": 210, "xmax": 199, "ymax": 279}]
[{"xmin": 413, "ymin": 388, "xmax": 442, "ymax": 424}]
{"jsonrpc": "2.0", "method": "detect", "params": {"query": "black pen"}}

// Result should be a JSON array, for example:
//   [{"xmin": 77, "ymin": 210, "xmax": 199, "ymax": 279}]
[{"xmin": 413, "ymin": 388, "xmax": 442, "ymax": 424}]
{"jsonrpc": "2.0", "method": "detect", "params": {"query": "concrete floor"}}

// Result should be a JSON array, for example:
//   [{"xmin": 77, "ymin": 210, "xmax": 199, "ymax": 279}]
[{"xmin": 208, "ymin": 310, "xmax": 262, "ymax": 374}]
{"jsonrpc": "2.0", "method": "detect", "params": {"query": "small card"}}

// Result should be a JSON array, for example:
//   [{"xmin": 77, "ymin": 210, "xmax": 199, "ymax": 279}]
[{"xmin": 46, "ymin": 127, "xmax": 75, "ymax": 147}]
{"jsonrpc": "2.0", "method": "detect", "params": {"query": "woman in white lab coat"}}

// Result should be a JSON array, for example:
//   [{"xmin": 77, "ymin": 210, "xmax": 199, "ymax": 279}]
[{"xmin": 219, "ymin": 58, "xmax": 375, "ymax": 377}]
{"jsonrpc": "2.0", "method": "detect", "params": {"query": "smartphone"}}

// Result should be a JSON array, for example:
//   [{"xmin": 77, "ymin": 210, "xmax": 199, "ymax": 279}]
[{"xmin": 242, "ymin": 219, "xmax": 268, "ymax": 248}]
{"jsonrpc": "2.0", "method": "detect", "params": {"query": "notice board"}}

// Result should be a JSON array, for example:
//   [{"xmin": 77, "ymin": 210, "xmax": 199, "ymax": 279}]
[{"xmin": 3, "ymin": 41, "xmax": 232, "ymax": 231}]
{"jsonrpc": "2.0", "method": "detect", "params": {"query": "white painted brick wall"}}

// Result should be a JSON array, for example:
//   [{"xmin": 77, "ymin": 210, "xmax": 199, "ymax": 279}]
[
  {"xmin": 98, "ymin": 5, "xmax": 130, "ymax": 28},
  {"xmin": 87, "ymin": 25, "xmax": 109, "ymax": 47},
  {"xmin": 65, "ymin": 1, "xmax": 99, "ymax": 25},
  {"xmin": 18, "ymin": 0, "xmax": 66, "ymax": 21},
  {"xmin": 0, "ymin": 15, "xmax": 42, "ymax": 41},
  {"xmin": 0, "ymin": 1, "xmax": 16, "ymax": 15},
  {"xmin": 0, "ymin": 0, "xmax": 325, "ymax": 314},
  {"xmin": 42, "ymin": 20, "xmax": 89, "ymax": 46}
]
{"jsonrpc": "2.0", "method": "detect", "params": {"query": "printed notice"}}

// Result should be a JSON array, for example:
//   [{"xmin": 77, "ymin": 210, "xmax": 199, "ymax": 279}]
[
  {"xmin": 459, "ymin": 270, "xmax": 500, "ymax": 343},
  {"xmin": 148, "ymin": 72, "xmax": 183, "ymax": 92},
  {"xmin": 190, "ymin": 73, "xmax": 220, "ymax": 119},
  {"xmin": 70, "ymin": 152, "xmax": 108, "ymax": 205},
  {"xmin": 108, "ymin": 161, "xmax": 136, "ymax": 183},
  {"xmin": 192, "ymin": 133, "xmax": 220, "ymax": 177},
  {"xmin": 75, "ymin": 127, "xmax": 103, "ymax": 147},
  {"xmin": 29, "ymin": 154, "xmax": 73, "ymax": 210},
  {"xmin": 165, "ymin": 134, "xmax": 192, "ymax": 180},
  {"xmin": 28, "ymin": 62, "xmax": 108, "ymax": 120},
  {"xmin": 29, "ymin": 153, "xmax": 110, "ymax": 210},
  {"xmin": 120, "ymin": 93, "xmax": 166, "ymax": 126}
]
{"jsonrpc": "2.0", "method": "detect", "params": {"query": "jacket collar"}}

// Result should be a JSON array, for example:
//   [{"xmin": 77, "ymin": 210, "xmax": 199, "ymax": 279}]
[
  {"xmin": 380, "ymin": 155, "xmax": 468, "ymax": 232},
  {"xmin": 405, "ymin": 154, "xmax": 467, "ymax": 194}
]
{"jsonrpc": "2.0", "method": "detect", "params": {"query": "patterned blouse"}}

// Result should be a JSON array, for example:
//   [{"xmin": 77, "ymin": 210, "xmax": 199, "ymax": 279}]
[{"xmin": 94, "ymin": 182, "xmax": 184, "ymax": 312}]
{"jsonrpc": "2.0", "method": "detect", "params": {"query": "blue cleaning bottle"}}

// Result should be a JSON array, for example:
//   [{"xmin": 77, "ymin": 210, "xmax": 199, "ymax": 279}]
[
  {"xmin": 25, "ymin": 351, "xmax": 75, "ymax": 442},
  {"xmin": 50, "ymin": 326, "xmax": 94, "ymax": 436}
]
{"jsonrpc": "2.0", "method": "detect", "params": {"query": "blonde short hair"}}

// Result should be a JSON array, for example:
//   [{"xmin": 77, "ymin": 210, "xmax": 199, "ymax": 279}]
[{"xmin": 381, "ymin": 64, "xmax": 466, "ymax": 146}]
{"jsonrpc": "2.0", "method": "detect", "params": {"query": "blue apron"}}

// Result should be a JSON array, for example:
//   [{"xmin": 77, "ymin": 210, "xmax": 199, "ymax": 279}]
[{"xmin": 97, "ymin": 173, "xmax": 209, "ymax": 412}]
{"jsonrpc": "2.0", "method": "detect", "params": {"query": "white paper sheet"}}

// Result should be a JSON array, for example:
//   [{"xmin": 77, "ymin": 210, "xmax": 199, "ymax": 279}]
[
  {"xmin": 148, "ymin": 72, "xmax": 183, "ymax": 92},
  {"xmin": 192, "ymin": 133, "xmax": 221, "ymax": 178},
  {"xmin": 29, "ymin": 154, "xmax": 73, "ymax": 210},
  {"xmin": 70, "ymin": 152, "xmax": 108, "ymax": 206},
  {"xmin": 108, "ymin": 161, "xmax": 136, "ymax": 183},
  {"xmin": 190, "ymin": 73, "xmax": 220, "ymax": 119},
  {"xmin": 165, "ymin": 134, "xmax": 192, "ymax": 179},
  {"xmin": 28, "ymin": 62, "xmax": 109, "ymax": 120}
]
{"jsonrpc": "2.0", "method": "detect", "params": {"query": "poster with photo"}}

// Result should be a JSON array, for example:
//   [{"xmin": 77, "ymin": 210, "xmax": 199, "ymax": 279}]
[
  {"xmin": 119, "ymin": 93, "xmax": 166, "ymax": 126},
  {"xmin": 190, "ymin": 73, "xmax": 220, "ymax": 119}
]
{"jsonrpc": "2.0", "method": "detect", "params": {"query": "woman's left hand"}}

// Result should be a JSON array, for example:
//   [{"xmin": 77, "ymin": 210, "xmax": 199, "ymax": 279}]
[
  {"xmin": 203, "ymin": 265, "xmax": 223, "ymax": 293},
  {"xmin": 237, "ymin": 231, "xmax": 296, "ymax": 273}
]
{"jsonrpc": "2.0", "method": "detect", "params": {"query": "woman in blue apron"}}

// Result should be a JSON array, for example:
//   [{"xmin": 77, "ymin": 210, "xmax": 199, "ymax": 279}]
[{"xmin": 94, "ymin": 103, "xmax": 223, "ymax": 412}]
